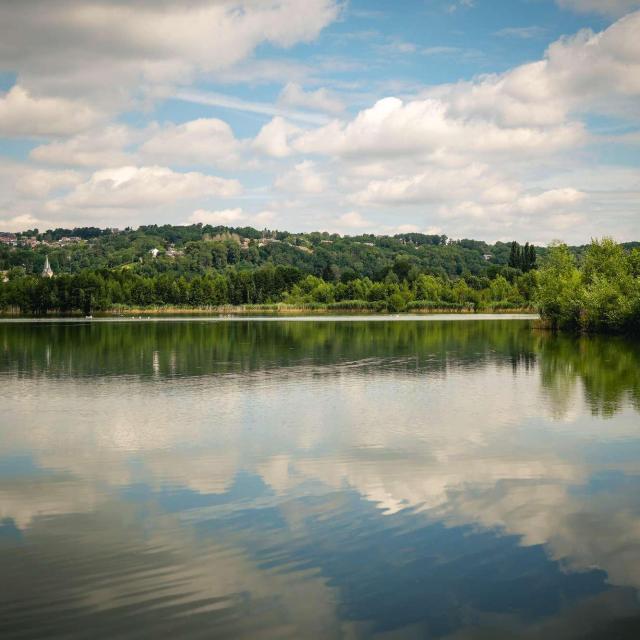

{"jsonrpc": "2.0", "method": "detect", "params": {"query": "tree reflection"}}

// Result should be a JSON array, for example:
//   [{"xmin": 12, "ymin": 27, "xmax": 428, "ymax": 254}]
[
  {"xmin": 1, "ymin": 318, "xmax": 638, "ymax": 417},
  {"xmin": 537, "ymin": 332, "xmax": 640, "ymax": 418}
]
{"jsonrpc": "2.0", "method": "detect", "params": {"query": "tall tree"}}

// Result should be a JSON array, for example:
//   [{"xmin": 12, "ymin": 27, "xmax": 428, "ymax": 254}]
[{"xmin": 509, "ymin": 241, "xmax": 520, "ymax": 269}]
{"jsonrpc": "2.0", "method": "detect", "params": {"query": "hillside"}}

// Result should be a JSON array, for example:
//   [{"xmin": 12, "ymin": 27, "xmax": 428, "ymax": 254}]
[
  {"xmin": 1, "ymin": 224, "xmax": 536, "ymax": 281},
  {"xmin": 2, "ymin": 225, "xmax": 638, "ymax": 325}
]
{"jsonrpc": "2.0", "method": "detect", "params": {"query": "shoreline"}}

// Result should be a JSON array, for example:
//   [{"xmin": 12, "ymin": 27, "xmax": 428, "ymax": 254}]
[
  {"xmin": 0, "ymin": 304, "xmax": 537, "ymax": 319},
  {"xmin": 0, "ymin": 311, "xmax": 540, "ymax": 323}
]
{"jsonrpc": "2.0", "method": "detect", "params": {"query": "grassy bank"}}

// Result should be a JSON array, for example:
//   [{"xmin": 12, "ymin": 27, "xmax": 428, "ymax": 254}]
[{"xmin": 1, "ymin": 303, "xmax": 536, "ymax": 318}]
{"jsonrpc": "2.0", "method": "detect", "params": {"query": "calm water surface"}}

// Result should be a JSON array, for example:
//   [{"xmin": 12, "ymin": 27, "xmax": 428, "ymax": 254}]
[{"xmin": 1, "ymin": 318, "xmax": 640, "ymax": 639}]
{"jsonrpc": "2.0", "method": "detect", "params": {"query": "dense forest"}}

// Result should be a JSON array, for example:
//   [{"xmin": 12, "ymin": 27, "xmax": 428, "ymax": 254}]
[
  {"xmin": 0, "ymin": 225, "xmax": 639, "ymax": 333},
  {"xmin": 1, "ymin": 224, "xmax": 528, "ymax": 279}
]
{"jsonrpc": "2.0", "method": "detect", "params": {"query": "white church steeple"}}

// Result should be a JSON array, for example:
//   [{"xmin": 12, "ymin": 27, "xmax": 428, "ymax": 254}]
[{"xmin": 41, "ymin": 255, "xmax": 54, "ymax": 278}]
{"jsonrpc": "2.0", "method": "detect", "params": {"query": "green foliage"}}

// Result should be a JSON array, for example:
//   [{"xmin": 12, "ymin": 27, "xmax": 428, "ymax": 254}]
[
  {"xmin": 0, "ymin": 224, "xmax": 539, "ymax": 282},
  {"xmin": 536, "ymin": 238, "xmax": 640, "ymax": 334},
  {"xmin": 508, "ymin": 241, "xmax": 537, "ymax": 272},
  {"xmin": 3, "ymin": 224, "xmax": 636, "ymax": 330}
]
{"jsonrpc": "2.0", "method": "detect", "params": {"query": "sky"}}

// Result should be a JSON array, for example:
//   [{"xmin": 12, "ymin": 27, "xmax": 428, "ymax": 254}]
[{"xmin": 0, "ymin": 0, "xmax": 639, "ymax": 244}]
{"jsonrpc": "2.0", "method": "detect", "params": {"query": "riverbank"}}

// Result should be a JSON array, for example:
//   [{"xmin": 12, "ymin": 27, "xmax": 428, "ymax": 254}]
[{"xmin": 0, "ymin": 303, "xmax": 537, "ymax": 318}]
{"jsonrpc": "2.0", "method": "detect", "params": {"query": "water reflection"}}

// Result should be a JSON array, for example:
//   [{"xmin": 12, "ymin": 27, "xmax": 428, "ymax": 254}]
[{"xmin": 1, "ymin": 319, "xmax": 640, "ymax": 639}]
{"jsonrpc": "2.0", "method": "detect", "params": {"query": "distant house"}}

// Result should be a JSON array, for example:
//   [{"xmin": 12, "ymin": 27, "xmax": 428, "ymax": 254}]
[
  {"xmin": 258, "ymin": 238, "xmax": 281, "ymax": 247},
  {"xmin": 483, "ymin": 254, "xmax": 493, "ymax": 261},
  {"xmin": 0, "ymin": 232, "xmax": 17, "ymax": 246},
  {"xmin": 166, "ymin": 245, "xmax": 182, "ymax": 258},
  {"xmin": 149, "ymin": 248, "xmax": 160, "ymax": 258},
  {"xmin": 59, "ymin": 236, "xmax": 82, "ymax": 245},
  {"xmin": 42, "ymin": 256, "xmax": 54, "ymax": 278}
]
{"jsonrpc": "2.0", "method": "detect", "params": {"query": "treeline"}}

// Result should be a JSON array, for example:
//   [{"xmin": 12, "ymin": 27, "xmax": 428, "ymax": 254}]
[
  {"xmin": 0, "ymin": 223, "xmax": 527, "ymax": 281},
  {"xmin": 0, "ymin": 264, "xmax": 537, "ymax": 315},
  {"xmin": 2, "ymin": 226, "xmax": 639, "ymax": 335},
  {"xmin": 0, "ymin": 265, "xmax": 300, "ymax": 315},
  {"xmin": 537, "ymin": 239, "xmax": 640, "ymax": 333}
]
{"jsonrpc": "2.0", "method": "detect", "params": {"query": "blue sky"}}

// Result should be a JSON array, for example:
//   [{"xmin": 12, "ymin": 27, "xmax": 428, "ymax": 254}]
[{"xmin": 0, "ymin": 0, "xmax": 639, "ymax": 243}]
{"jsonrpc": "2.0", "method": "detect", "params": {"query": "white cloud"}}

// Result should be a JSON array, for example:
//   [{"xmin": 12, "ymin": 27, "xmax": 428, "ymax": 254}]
[
  {"xmin": 0, "ymin": 213, "xmax": 46, "ymax": 233},
  {"xmin": 189, "ymin": 208, "xmax": 275, "ymax": 226},
  {"xmin": 275, "ymin": 160, "xmax": 328, "ymax": 193},
  {"xmin": 188, "ymin": 208, "xmax": 245, "ymax": 225},
  {"xmin": 55, "ymin": 166, "xmax": 241, "ymax": 210},
  {"xmin": 1, "ymin": 3, "xmax": 638, "ymax": 243},
  {"xmin": 348, "ymin": 163, "xmax": 499, "ymax": 206},
  {"xmin": 516, "ymin": 187, "xmax": 585, "ymax": 213},
  {"xmin": 556, "ymin": 0, "xmax": 640, "ymax": 17},
  {"xmin": 435, "ymin": 187, "xmax": 589, "ymax": 243},
  {"xmin": 253, "ymin": 117, "xmax": 301, "ymax": 158},
  {"xmin": 278, "ymin": 82, "xmax": 345, "ymax": 114},
  {"xmin": 15, "ymin": 169, "xmax": 83, "ymax": 198},
  {"xmin": 30, "ymin": 126, "xmax": 135, "ymax": 167},
  {"xmin": 0, "ymin": 85, "xmax": 98, "ymax": 137},
  {"xmin": 0, "ymin": 1, "xmax": 341, "ymax": 109},
  {"xmin": 433, "ymin": 11, "xmax": 640, "ymax": 125},
  {"xmin": 293, "ymin": 97, "xmax": 584, "ymax": 158},
  {"xmin": 335, "ymin": 211, "xmax": 371, "ymax": 229},
  {"xmin": 141, "ymin": 119, "xmax": 242, "ymax": 168},
  {"xmin": 256, "ymin": 12, "xmax": 640, "ymax": 243}
]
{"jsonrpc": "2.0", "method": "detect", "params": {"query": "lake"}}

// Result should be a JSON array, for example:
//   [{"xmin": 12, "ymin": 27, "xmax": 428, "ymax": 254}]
[{"xmin": 1, "ymin": 318, "xmax": 640, "ymax": 639}]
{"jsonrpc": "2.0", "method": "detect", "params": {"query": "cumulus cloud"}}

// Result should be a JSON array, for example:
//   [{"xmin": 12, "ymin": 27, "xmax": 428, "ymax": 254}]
[
  {"xmin": 15, "ymin": 169, "xmax": 83, "ymax": 198},
  {"xmin": 0, "ymin": 213, "xmax": 52, "ymax": 233},
  {"xmin": 333, "ymin": 211, "xmax": 371, "ymax": 230},
  {"xmin": 516, "ymin": 187, "xmax": 585, "ymax": 213},
  {"xmin": 54, "ymin": 166, "xmax": 241, "ymax": 210},
  {"xmin": 253, "ymin": 117, "xmax": 301, "ymax": 158},
  {"xmin": 30, "ymin": 126, "xmax": 135, "ymax": 167},
  {"xmin": 275, "ymin": 160, "xmax": 328, "ymax": 193},
  {"xmin": 188, "ymin": 208, "xmax": 275, "ymax": 226},
  {"xmin": 293, "ymin": 97, "xmax": 584, "ymax": 158},
  {"xmin": 348, "ymin": 163, "xmax": 502, "ymax": 206},
  {"xmin": 141, "ymin": 118, "xmax": 243, "ymax": 168},
  {"xmin": 287, "ymin": 10, "xmax": 637, "ymax": 168},
  {"xmin": 255, "ymin": 12, "xmax": 640, "ymax": 242},
  {"xmin": 435, "ymin": 188, "xmax": 589, "ymax": 243},
  {"xmin": 433, "ymin": 11, "xmax": 640, "ymax": 124},
  {"xmin": 0, "ymin": 85, "xmax": 98, "ymax": 137},
  {"xmin": 0, "ymin": 0, "xmax": 340, "ymax": 108},
  {"xmin": 1, "ymin": 3, "xmax": 638, "ymax": 242},
  {"xmin": 278, "ymin": 82, "xmax": 345, "ymax": 114}
]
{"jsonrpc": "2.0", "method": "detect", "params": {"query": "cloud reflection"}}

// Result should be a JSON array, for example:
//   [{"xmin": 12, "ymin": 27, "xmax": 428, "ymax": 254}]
[{"xmin": 2, "ymin": 320, "xmax": 640, "ymax": 637}]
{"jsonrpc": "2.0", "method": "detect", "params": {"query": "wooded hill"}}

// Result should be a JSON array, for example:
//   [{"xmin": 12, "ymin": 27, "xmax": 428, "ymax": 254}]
[{"xmin": 2, "ymin": 224, "xmax": 544, "ymax": 280}]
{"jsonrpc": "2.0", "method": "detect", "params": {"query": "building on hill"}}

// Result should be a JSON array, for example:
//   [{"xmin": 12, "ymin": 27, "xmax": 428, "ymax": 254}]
[
  {"xmin": 42, "ymin": 256, "xmax": 54, "ymax": 278},
  {"xmin": 59, "ymin": 236, "xmax": 82, "ymax": 245},
  {"xmin": 0, "ymin": 232, "xmax": 17, "ymax": 246}
]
